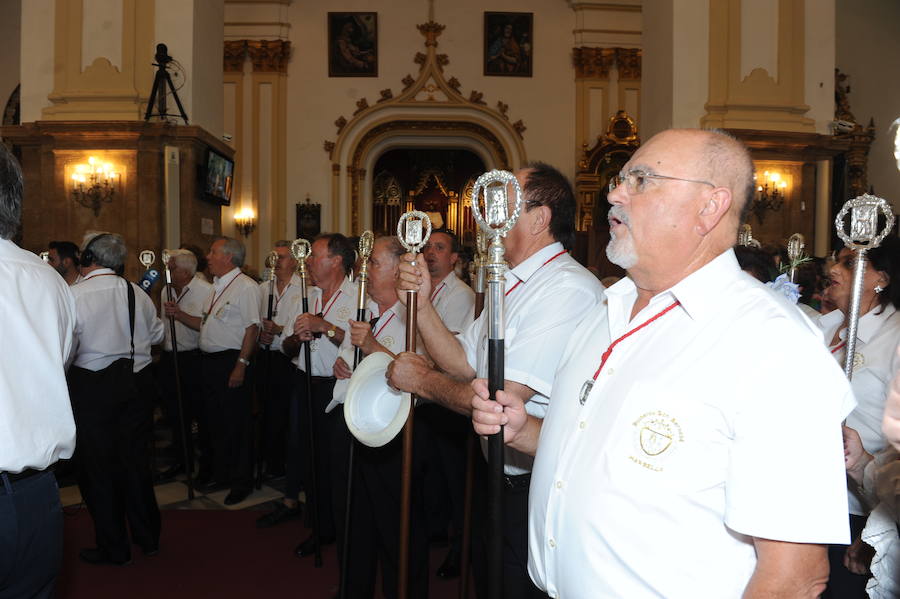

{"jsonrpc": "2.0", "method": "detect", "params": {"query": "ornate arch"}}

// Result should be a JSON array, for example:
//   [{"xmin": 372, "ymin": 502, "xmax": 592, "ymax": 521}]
[{"xmin": 325, "ymin": 21, "xmax": 528, "ymax": 233}]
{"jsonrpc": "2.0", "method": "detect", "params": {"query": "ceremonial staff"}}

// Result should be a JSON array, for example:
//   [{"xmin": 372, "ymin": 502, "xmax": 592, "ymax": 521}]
[
  {"xmin": 460, "ymin": 228, "xmax": 487, "ymax": 599},
  {"xmin": 160, "ymin": 250, "xmax": 195, "ymax": 501},
  {"xmin": 471, "ymin": 170, "xmax": 523, "ymax": 599},
  {"xmin": 291, "ymin": 237, "xmax": 323, "ymax": 567},
  {"xmin": 737, "ymin": 223, "xmax": 761, "ymax": 248},
  {"xmin": 255, "ymin": 251, "xmax": 278, "ymax": 489},
  {"xmin": 786, "ymin": 234, "xmax": 806, "ymax": 283},
  {"xmin": 834, "ymin": 194, "xmax": 895, "ymax": 380},
  {"xmin": 339, "ymin": 231, "xmax": 374, "ymax": 599},
  {"xmin": 397, "ymin": 211, "xmax": 432, "ymax": 599}
]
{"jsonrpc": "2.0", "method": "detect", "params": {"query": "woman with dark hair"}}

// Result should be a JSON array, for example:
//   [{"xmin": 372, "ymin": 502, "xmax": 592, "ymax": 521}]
[{"xmin": 819, "ymin": 235, "xmax": 900, "ymax": 597}]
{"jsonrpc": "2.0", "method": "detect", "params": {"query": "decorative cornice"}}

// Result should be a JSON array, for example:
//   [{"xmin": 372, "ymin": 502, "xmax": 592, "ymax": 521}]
[
  {"xmin": 247, "ymin": 40, "xmax": 291, "ymax": 73},
  {"xmin": 224, "ymin": 40, "xmax": 248, "ymax": 73},
  {"xmin": 572, "ymin": 46, "xmax": 641, "ymax": 79}
]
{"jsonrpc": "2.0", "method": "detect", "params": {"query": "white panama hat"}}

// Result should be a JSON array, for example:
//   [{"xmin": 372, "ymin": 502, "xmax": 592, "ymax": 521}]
[{"xmin": 343, "ymin": 352, "xmax": 411, "ymax": 448}]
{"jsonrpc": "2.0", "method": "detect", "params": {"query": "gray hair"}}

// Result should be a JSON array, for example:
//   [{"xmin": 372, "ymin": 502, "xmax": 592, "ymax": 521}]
[
  {"xmin": 82, "ymin": 231, "xmax": 127, "ymax": 270},
  {"xmin": 219, "ymin": 236, "xmax": 246, "ymax": 267},
  {"xmin": 167, "ymin": 248, "xmax": 197, "ymax": 275},
  {"xmin": 0, "ymin": 143, "xmax": 23, "ymax": 240}
]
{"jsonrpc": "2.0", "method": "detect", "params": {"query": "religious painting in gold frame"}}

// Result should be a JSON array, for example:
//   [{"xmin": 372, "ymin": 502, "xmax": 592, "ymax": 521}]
[
  {"xmin": 484, "ymin": 12, "xmax": 533, "ymax": 77},
  {"xmin": 328, "ymin": 12, "xmax": 378, "ymax": 77}
]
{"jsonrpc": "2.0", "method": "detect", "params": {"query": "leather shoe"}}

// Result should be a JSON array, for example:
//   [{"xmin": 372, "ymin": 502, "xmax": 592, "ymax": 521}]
[
  {"xmin": 202, "ymin": 479, "xmax": 227, "ymax": 493},
  {"xmin": 224, "ymin": 488, "xmax": 252, "ymax": 505},
  {"xmin": 436, "ymin": 548, "xmax": 460, "ymax": 578},
  {"xmin": 79, "ymin": 547, "xmax": 132, "ymax": 566},
  {"xmin": 294, "ymin": 534, "xmax": 335, "ymax": 558},
  {"xmin": 156, "ymin": 463, "xmax": 184, "ymax": 482},
  {"xmin": 256, "ymin": 501, "xmax": 302, "ymax": 528}
]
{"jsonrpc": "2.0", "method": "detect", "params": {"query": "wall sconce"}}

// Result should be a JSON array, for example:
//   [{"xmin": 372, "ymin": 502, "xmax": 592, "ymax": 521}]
[
  {"xmin": 71, "ymin": 156, "xmax": 121, "ymax": 217},
  {"xmin": 234, "ymin": 207, "xmax": 256, "ymax": 236},
  {"xmin": 751, "ymin": 170, "xmax": 788, "ymax": 224}
]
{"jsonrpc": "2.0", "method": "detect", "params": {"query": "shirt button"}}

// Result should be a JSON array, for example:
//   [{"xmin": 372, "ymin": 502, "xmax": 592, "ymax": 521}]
[
  {"xmin": 549, "ymin": 538, "xmax": 556, "ymax": 548},
  {"xmin": 607, "ymin": 368, "xmax": 615, "ymax": 376},
  {"xmin": 578, "ymin": 421, "xmax": 586, "ymax": 430},
  {"xmin": 556, "ymin": 480, "xmax": 563, "ymax": 489}
]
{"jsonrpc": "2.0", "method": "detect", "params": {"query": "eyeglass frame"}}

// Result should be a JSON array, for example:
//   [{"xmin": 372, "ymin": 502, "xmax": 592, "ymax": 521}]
[{"xmin": 608, "ymin": 168, "xmax": 717, "ymax": 194}]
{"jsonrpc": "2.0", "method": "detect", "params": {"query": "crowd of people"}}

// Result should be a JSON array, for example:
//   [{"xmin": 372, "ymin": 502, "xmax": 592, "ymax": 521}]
[{"xmin": 2, "ymin": 128, "xmax": 900, "ymax": 599}]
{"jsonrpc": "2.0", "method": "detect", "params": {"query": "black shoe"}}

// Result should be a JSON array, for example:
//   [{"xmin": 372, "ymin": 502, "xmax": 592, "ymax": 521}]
[
  {"xmin": 436, "ymin": 548, "xmax": 460, "ymax": 578},
  {"xmin": 141, "ymin": 544, "xmax": 160, "ymax": 557},
  {"xmin": 224, "ymin": 488, "xmax": 252, "ymax": 505},
  {"xmin": 256, "ymin": 501, "xmax": 302, "ymax": 529},
  {"xmin": 156, "ymin": 463, "xmax": 184, "ymax": 482},
  {"xmin": 202, "ymin": 479, "xmax": 227, "ymax": 493},
  {"xmin": 79, "ymin": 547, "xmax": 132, "ymax": 566},
  {"xmin": 294, "ymin": 534, "xmax": 335, "ymax": 558}
]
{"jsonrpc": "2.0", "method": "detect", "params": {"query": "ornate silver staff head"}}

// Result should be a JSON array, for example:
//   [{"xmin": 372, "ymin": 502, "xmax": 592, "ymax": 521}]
[
  {"xmin": 471, "ymin": 170, "xmax": 523, "ymax": 241},
  {"xmin": 737, "ymin": 223, "xmax": 761, "ymax": 249},
  {"xmin": 139, "ymin": 250, "xmax": 155, "ymax": 270},
  {"xmin": 786, "ymin": 233, "xmax": 806, "ymax": 282},
  {"xmin": 290, "ymin": 238, "xmax": 311, "ymax": 278},
  {"xmin": 359, "ymin": 230, "xmax": 375, "ymax": 260},
  {"xmin": 161, "ymin": 249, "xmax": 173, "ymax": 283},
  {"xmin": 39, "ymin": 251, "xmax": 49, "ymax": 263},
  {"xmin": 265, "ymin": 250, "xmax": 278, "ymax": 282},
  {"xmin": 835, "ymin": 193, "xmax": 895, "ymax": 251},
  {"xmin": 397, "ymin": 211, "xmax": 432, "ymax": 256}
]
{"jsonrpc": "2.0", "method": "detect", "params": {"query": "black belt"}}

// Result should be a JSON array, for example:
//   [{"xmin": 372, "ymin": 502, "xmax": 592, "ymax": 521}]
[
  {"xmin": 0, "ymin": 468, "xmax": 43, "ymax": 484},
  {"xmin": 164, "ymin": 349, "xmax": 200, "ymax": 356},
  {"xmin": 202, "ymin": 350, "xmax": 239, "ymax": 359},
  {"xmin": 503, "ymin": 472, "xmax": 531, "ymax": 490},
  {"xmin": 310, "ymin": 376, "xmax": 337, "ymax": 383}
]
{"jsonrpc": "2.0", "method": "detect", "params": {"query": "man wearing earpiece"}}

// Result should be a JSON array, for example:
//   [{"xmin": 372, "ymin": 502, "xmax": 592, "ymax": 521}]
[{"xmin": 67, "ymin": 231, "xmax": 165, "ymax": 566}]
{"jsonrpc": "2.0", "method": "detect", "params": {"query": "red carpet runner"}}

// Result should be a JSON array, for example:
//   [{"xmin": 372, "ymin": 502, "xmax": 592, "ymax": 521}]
[{"xmin": 58, "ymin": 507, "xmax": 470, "ymax": 599}]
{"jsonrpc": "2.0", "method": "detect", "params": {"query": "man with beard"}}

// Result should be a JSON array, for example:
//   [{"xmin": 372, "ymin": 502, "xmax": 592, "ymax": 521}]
[
  {"xmin": 388, "ymin": 163, "xmax": 603, "ymax": 598},
  {"xmin": 472, "ymin": 129, "xmax": 854, "ymax": 598},
  {"xmin": 47, "ymin": 240, "xmax": 82, "ymax": 285}
]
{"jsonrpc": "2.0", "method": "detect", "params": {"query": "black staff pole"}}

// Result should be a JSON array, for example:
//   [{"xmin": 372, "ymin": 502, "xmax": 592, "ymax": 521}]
[{"xmin": 256, "ymin": 251, "xmax": 278, "ymax": 489}]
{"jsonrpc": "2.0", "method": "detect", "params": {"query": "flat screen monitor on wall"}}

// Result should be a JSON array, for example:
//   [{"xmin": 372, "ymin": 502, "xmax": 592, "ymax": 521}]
[{"xmin": 203, "ymin": 148, "xmax": 234, "ymax": 205}]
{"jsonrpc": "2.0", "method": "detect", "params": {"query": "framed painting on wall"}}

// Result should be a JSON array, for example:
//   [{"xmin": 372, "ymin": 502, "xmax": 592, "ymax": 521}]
[
  {"xmin": 484, "ymin": 12, "xmax": 533, "ymax": 77},
  {"xmin": 328, "ymin": 12, "xmax": 378, "ymax": 77}
]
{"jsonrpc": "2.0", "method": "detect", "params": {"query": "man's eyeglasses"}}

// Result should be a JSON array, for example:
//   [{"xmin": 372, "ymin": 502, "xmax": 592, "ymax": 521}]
[{"xmin": 608, "ymin": 169, "xmax": 716, "ymax": 194}]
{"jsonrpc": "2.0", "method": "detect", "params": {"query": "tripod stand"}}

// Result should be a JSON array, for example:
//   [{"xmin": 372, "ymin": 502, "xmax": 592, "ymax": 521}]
[{"xmin": 144, "ymin": 43, "xmax": 189, "ymax": 124}]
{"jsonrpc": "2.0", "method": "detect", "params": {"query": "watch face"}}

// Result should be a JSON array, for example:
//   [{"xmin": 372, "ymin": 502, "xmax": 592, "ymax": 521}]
[{"xmin": 327, "ymin": 327, "xmax": 335, "ymax": 338}]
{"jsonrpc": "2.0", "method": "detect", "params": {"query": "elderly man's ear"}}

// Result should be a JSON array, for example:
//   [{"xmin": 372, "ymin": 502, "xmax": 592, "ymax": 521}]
[{"xmin": 695, "ymin": 188, "xmax": 733, "ymax": 236}]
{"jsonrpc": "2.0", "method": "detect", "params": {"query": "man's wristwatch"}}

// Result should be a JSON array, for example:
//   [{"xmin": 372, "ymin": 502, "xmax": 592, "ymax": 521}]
[
  {"xmin": 237, "ymin": 357, "xmax": 250, "ymax": 366},
  {"xmin": 326, "ymin": 325, "xmax": 337, "ymax": 339}
]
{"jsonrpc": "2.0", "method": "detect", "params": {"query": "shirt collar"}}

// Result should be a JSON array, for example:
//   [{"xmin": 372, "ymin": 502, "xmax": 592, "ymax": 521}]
[
  {"xmin": 606, "ymin": 249, "xmax": 742, "ymax": 323},
  {"xmin": 508, "ymin": 241, "xmax": 565, "ymax": 286},
  {"xmin": 855, "ymin": 303, "xmax": 897, "ymax": 344},
  {"xmin": 83, "ymin": 267, "xmax": 116, "ymax": 280},
  {"xmin": 214, "ymin": 267, "xmax": 241, "ymax": 289}
]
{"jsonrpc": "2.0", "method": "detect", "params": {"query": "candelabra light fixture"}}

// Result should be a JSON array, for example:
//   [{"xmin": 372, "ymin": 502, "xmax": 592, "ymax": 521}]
[
  {"xmin": 71, "ymin": 156, "xmax": 121, "ymax": 217},
  {"xmin": 751, "ymin": 170, "xmax": 788, "ymax": 224},
  {"xmin": 234, "ymin": 207, "xmax": 256, "ymax": 236}
]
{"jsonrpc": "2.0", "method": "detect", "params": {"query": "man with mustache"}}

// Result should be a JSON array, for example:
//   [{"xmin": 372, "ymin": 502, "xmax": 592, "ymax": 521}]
[{"xmin": 473, "ymin": 129, "xmax": 855, "ymax": 598}]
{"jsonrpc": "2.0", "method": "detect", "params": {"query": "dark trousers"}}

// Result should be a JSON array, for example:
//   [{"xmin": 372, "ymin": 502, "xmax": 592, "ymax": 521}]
[
  {"xmin": 256, "ymin": 350, "xmax": 294, "ymax": 476},
  {"xmin": 290, "ymin": 373, "xmax": 337, "ymax": 539},
  {"xmin": 419, "ymin": 403, "xmax": 468, "ymax": 551},
  {"xmin": 156, "ymin": 350, "xmax": 206, "ymax": 473},
  {"xmin": 0, "ymin": 471, "xmax": 63, "ymax": 599},
  {"xmin": 68, "ymin": 362, "xmax": 161, "ymax": 562},
  {"xmin": 332, "ymin": 407, "xmax": 429, "ymax": 599},
  {"xmin": 471, "ymin": 457, "xmax": 546, "ymax": 599},
  {"xmin": 202, "ymin": 350, "xmax": 254, "ymax": 493},
  {"xmin": 823, "ymin": 513, "xmax": 870, "ymax": 599}
]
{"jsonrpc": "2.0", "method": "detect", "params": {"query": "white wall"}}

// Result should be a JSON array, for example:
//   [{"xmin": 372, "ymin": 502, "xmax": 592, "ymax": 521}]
[
  {"xmin": 18, "ymin": 0, "xmax": 52, "ymax": 123},
  {"xmin": 284, "ymin": 0, "xmax": 576, "ymax": 233},
  {"xmin": 836, "ymin": 0, "xmax": 900, "ymax": 207},
  {"xmin": 0, "ymin": 0, "xmax": 20, "ymax": 121}
]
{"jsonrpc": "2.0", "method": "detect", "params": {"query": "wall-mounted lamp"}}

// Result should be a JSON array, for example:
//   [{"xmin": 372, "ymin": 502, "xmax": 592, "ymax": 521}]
[
  {"xmin": 71, "ymin": 156, "xmax": 121, "ymax": 217},
  {"xmin": 234, "ymin": 207, "xmax": 256, "ymax": 236},
  {"xmin": 751, "ymin": 170, "xmax": 788, "ymax": 224}
]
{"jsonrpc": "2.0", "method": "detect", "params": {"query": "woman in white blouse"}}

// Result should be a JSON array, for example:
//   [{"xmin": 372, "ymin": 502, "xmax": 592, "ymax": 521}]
[{"xmin": 822, "ymin": 236, "xmax": 900, "ymax": 598}]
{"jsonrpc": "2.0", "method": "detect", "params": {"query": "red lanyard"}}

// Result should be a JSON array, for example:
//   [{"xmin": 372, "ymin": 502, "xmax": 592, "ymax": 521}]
[
  {"xmin": 314, "ymin": 289, "xmax": 343, "ymax": 318},
  {"xmin": 430, "ymin": 282, "xmax": 447, "ymax": 302},
  {"xmin": 207, "ymin": 275, "xmax": 240, "ymax": 316},
  {"xmin": 373, "ymin": 312, "xmax": 396, "ymax": 339},
  {"xmin": 830, "ymin": 341, "xmax": 846, "ymax": 354},
  {"xmin": 505, "ymin": 250, "xmax": 567, "ymax": 297},
  {"xmin": 272, "ymin": 282, "xmax": 291, "ymax": 312},
  {"xmin": 579, "ymin": 299, "xmax": 681, "ymax": 406}
]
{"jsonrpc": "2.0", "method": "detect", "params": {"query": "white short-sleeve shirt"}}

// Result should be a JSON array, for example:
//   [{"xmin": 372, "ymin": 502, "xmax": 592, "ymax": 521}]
[
  {"xmin": 160, "ymin": 277, "xmax": 211, "ymax": 352},
  {"xmin": 819, "ymin": 304, "xmax": 900, "ymax": 514},
  {"xmin": 71, "ymin": 268, "xmax": 165, "ymax": 372},
  {"xmin": 257, "ymin": 274, "xmax": 303, "ymax": 352},
  {"xmin": 199, "ymin": 267, "xmax": 261, "ymax": 353},
  {"xmin": 0, "ymin": 240, "xmax": 77, "ymax": 472},
  {"xmin": 431, "ymin": 271, "xmax": 475, "ymax": 334},
  {"xmin": 529, "ymin": 250, "xmax": 854, "ymax": 599},
  {"xmin": 456, "ymin": 242, "xmax": 604, "ymax": 474}
]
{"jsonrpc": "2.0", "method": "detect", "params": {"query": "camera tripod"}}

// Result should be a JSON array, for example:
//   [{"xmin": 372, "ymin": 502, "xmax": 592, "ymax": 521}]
[{"xmin": 144, "ymin": 43, "xmax": 189, "ymax": 124}]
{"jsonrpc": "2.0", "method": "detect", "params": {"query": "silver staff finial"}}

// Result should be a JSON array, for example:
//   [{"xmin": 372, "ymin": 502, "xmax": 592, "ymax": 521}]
[
  {"xmin": 290, "ymin": 238, "xmax": 311, "ymax": 262},
  {"xmin": 471, "ymin": 170, "xmax": 523, "ymax": 239},
  {"xmin": 835, "ymin": 193, "xmax": 895, "ymax": 250},
  {"xmin": 397, "ymin": 211, "xmax": 432, "ymax": 255},
  {"xmin": 139, "ymin": 250, "xmax": 155, "ymax": 270}
]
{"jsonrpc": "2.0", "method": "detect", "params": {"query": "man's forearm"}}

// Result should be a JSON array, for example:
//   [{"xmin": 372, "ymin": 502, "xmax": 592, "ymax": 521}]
[
  {"xmin": 240, "ymin": 324, "xmax": 259, "ymax": 361},
  {"xmin": 416, "ymin": 369, "xmax": 477, "ymax": 416},
  {"xmin": 743, "ymin": 540, "xmax": 828, "ymax": 599},
  {"xmin": 507, "ymin": 415, "xmax": 542, "ymax": 456},
  {"xmin": 178, "ymin": 313, "xmax": 202, "ymax": 331},
  {"xmin": 416, "ymin": 302, "xmax": 475, "ymax": 380}
]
